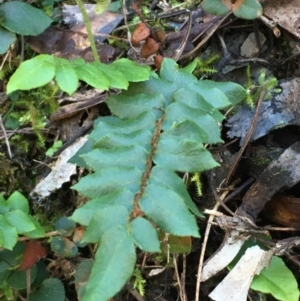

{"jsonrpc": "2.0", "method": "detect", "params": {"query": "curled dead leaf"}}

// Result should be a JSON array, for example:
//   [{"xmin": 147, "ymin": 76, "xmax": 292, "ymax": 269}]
[
  {"xmin": 141, "ymin": 38, "xmax": 160, "ymax": 58},
  {"xmin": 264, "ymin": 194, "xmax": 300, "ymax": 229},
  {"xmin": 132, "ymin": 23, "xmax": 151, "ymax": 46}
]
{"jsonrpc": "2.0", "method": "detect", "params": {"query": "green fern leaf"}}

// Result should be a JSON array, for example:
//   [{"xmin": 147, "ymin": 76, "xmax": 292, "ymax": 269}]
[{"xmin": 70, "ymin": 58, "xmax": 246, "ymax": 301}]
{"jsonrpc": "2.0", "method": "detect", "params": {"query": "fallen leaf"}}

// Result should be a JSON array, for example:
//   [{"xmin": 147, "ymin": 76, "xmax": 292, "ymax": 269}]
[
  {"xmin": 209, "ymin": 246, "xmax": 272, "ymax": 301},
  {"xmin": 19, "ymin": 241, "xmax": 47, "ymax": 271}
]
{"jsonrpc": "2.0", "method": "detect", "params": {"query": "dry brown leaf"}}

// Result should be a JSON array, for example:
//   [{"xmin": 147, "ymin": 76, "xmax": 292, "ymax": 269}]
[{"xmin": 19, "ymin": 241, "xmax": 47, "ymax": 271}]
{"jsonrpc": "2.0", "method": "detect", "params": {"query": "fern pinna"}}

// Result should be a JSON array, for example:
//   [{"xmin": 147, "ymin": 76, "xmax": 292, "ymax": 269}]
[{"xmin": 70, "ymin": 59, "xmax": 246, "ymax": 301}]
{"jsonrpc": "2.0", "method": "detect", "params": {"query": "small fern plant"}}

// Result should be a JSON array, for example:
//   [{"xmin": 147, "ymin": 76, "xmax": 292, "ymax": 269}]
[{"xmin": 69, "ymin": 58, "xmax": 247, "ymax": 301}]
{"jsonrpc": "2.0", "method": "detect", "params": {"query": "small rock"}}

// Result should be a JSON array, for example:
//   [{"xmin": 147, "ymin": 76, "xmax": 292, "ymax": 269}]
[{"xmin": 240, "ymin": 32, "xmax": 266, "ymax": 57}]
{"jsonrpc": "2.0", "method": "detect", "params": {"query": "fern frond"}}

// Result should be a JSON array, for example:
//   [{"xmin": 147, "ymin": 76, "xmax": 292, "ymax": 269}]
[
  {"xmin": 191, "ymin": 172, "xmax": 202, "ymax": 196},
  {"xmin": 69, "ymin": 58, "xmax": 247, "ymax": 301},
  {"xmin": 132, "ymin": 269, "xmax": 146, "ymax": 296}
]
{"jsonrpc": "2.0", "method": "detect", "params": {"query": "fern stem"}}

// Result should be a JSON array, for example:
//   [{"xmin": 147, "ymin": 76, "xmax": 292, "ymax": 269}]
[{"xmin": 75, "ymin": 0, "xmax": 100, "ymax": 62}]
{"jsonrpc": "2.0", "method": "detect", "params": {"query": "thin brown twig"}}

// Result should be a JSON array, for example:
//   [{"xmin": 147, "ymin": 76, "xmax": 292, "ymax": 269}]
[
  {"xmin": 18, "ymin": 230, "xmax": 60, "ymax": 241},
  {"xmin": 0, "ymin": 46, "xmax": 11, "ymax": 70},
  {"xmin": 0, "ymin": 114, "xmax": 12, "ymax": 159},
  {"xmin": 181, "ymin": 254, "xmax": 187, "ymax": 301},
  {"xmin": 122, "ymin": 0, "xmax": 132, "ymax": 47},
  {"xmin": 140, "ymin": 252, "xmax": 147, "ymax": 272},
  {"xmin": 225, "ymin": 86, "xmax": 267, "ymax": 186},
  {"xmin": 179, "ymin": 12, "xmax": 231, "ymax": 60},
  {"xmin": 172, "ymin": 10, "xmax": 192, "ymax": 62},
  {"xmin": 173, "ymin": 255, "xmax": 187, "ymax": 301},
  {"xmin": 194, "ymin": 189, "xmax": 229, "ymax": 301}
]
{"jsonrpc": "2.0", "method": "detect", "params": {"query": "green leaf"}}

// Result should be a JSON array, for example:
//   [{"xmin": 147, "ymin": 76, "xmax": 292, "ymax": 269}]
[
  {"xmin": 68, "ymin": 139, "xmax": 94, "ymax": 168},
  {"xmin": 163, "ymin": 120, "xmax": 208, "ymax": 145},
  {"xmin": 7, "ymin": 55, "xmax": 55, "ymax": 94},
  {"xmin": 5, "ymin": 210, "xmax": 36, "ymax": 234},
  {"xmin": 173, "ymin": 88, "xmax": 224, "ymax": 122},
  {"xmin": 92, "ymin": 62, "xmax": 128, "ymax": 89},
  {"xmin": 202, "ymin": 0, "xmax": 230, "ymax": 16},
  {"xmin": 28, "ymin": 278, "xmax": 65, "ymax": 301},
  {"xmin": 0, "ymin": 215, "xmax": 18, "ymax": 250},
  {"xmin": 131, "ymin": 217, "xmax": 160, "ymax": 252},
  {"xmin": 159, "ymin": 233, "xmax": 192, "ymax": 254},
  {"xmin": 0, "ymin": 232, "xmax": 4, "ymax": 249},
  {"xmin": 31, "ymin": 261, "xmax": 49, "ymax": 289},
  {"xmin": 54, "ymin": 58, "xmax": 78, "ymax": 95},
  {"xmin": 0, "ymin": 195, "xmax": 9, "ymax": 215},
  {"xmin": 6, "ymin": 191, "xmax": 29, "ymax": 214},
  {"xmin": 193, "ymin": 80, "xmax": 247, "ymax": 106},
  {"xmin": 72, "ymin": 61, "xmax": 110, "ymax": 90},
  {"xmin": 140, "ymin": 185, "xmax": 200, "ymax": 237},
  {"xmin": 82, "ymin": 145, "xmax": 148, "ymax": 170},
  {"xmin": 112, "ymin": 58, "xmax": 151, "ymax": 82},
  {"xmin": 233, "ymin": 0, "xmax": 262, "ymax": 20},
  {"xmin": 55, "ymin": 217, "xmax": 76, "ymax": 236},
  {"xmin": 0, "ymin": 242, "xmax": 25, "ymax": 266},
  {"xmin": 251, "ymin": 256, "xmax": 300, "ymax": 301},
  {"xmin": 0, "ymin": 2, "xmax": 52, "ymax": 35},
  {"xmin": 51, "ymin": 236, "xmax": 78, "ymax": 257},
  {"xmin": 108, "ymin": 0, "xmax": 122, "ymax": 11},
  {"xmin": 159, "ymin": 58, "xmax": 198, "ymax": 88},
  {"xmin": 71, "ymin": 190, "xmax": 134, "ymax": 226},
  {"xmin": 107, "ymin": 93, "xmax": 165, "ymax": 119},
  {"xmin": 72, "ymin": 167, "xmax": 142, "ymax": 198},
  {"xmin": 46, "ymin": 140, "xmax": 63, "ymax": 157},
  {"xmin": 23, "ymin": 216, "xmax": 46, "ymax": 238},
  {"xmin": 75, "ymin": 259, "xmax": 93, "ymax": 300},
  {"xmin": 0, "ymin": 26, "xmax": 15, "ymax": 54},
  {"xmin": 95, "ymin": 0, "xmax": 111, "ymax": 13},
  {"xmin": 183, "ymin": 59, "xmax": 198, "ymax": 73},
  {"xmin": 189, "ymin": 84, "xmax": 231, "ymax": 109},
  {"xmin": 82, "ymin": 227, "xmax": 136, "ymax": 301},
  {"xmin": 149, "ymin": 166, "xmax": 204, "ymax": 218},
  {"xmin": 83, "ymin": 205, "xmax": 130, "ymax": 243},
  {"xmin": 89, "ymin": 113, "xmax": 156, "ymax": 144},
  {"xmin": 7, "ymin": 265, "xmax": 37, "ymax": 289},
  {"xmin": 154, "ymin": 137, "xmax": 219, "ymax": 172},
  {"xmin": 163, "ymin": 103, "xmax": 223, "ymax": 143},
  {"xmin": 69, "ymin": 58, "xmax": 246, "ymax": 301}
]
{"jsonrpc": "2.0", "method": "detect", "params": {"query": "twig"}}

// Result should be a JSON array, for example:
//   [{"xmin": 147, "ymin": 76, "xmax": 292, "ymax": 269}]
[
  {"xmin": 173, "ymin": 255, "xmax": 187, "ymax": 301},
  {"xmin": 258, "ymin": 15, "xmax": 281, "ymax": 37},
  {"xmin": 0, "ymin": 114, "xmax": 12, "ymax": 159},
  {"xmin": 122, "ymin": 0, "xmax": 132, "ymax": 45},
  {"xmin": 223, "ymin": 177, "xmax": 255, "ymax": 203},
  {"xmin": 225, "ymin": 86, "xmax": 267, "ymax": 186},
  {"xmin": 172, "ymin": 10, "xmax": 192, "ymax": 62},
  {"xmin": 18, "ymin": 230, "xmax": 60, "ymax": 241},
  {"xmin": 0, "ymin": 46, "xmax": 11, "ymax": 70},
  {"xmin": 181, "ymin": 254, "xmax": 187, "ymax": 301},
  {"xmin": 179, "ymin": 12, "xmax": 231, "ymax": 60},
  {"xmin": 194, "ymin": 189, "xmax": 229, "ymax": 301}
]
